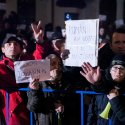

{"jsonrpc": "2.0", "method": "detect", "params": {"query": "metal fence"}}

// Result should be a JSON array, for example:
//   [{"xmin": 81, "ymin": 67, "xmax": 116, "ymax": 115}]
[{"xmin": 5, "ymin": 88, "xmax": 112, "ymax": 125}]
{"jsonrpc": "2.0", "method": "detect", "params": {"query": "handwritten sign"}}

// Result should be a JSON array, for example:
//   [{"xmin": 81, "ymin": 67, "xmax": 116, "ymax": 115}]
[
  {"xmin": 14, "ymin": 59, "xmax": 50, "ymax": 83},
  {"xmin": 64, "ymin": 19, "xmax": 99, "ymax": 67}
]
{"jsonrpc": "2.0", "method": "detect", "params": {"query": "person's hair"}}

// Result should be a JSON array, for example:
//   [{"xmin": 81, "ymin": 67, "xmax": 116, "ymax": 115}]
[
  {"xmin": 45, "ymin": 54, "xmax": 63, "ymax": 67},
  {"xmin": 110, "ymin": 25, "xmax": 125, "ymax": 42},
  {"xmin": 115, "ymin": 25, "xmax": 125, "ymax": 33}
]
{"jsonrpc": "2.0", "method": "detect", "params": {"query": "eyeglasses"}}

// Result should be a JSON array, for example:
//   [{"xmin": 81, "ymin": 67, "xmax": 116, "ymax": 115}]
[{"xmin": 111, "ymin": 66, "xmax": 125, "ymax": 72}]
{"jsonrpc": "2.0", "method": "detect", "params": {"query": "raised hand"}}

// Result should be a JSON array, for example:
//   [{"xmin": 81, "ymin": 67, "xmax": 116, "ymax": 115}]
[
  {"xmin": 80, "ymin": 62, "xmax": 101, "ymax": 84},
  {"xmin": 31, "ymin": 21, "xmax": 44, "ymax": 42}
]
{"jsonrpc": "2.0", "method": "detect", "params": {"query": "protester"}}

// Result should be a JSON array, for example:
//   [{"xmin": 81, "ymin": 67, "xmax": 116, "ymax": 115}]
[
  {"xmin": 0, "ymin": 21, "xmax": 56, "ymax": 125},
  {"xmin": 27, "ymin": 53, "xmax": 87, "ymax": 125},
  {"xmin": 80, "ymin": 54, "xmax": 125, "ymax": 125},
  {"xmin": 27, "ymin": 54, "xmax": 64, "ymax": 125}
]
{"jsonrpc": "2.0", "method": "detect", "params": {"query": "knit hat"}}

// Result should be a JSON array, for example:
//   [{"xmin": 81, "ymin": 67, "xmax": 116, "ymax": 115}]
[
  {"xmin": 110, "ymin": 54, "xmax": 125, "ymax": 68},
  {"xmin": 2, "ymin": 33, "xmax": 24, "ymax": 49}
]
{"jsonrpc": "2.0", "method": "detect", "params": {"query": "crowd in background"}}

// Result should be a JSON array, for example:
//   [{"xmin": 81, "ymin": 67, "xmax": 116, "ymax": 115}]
[{"xmin": 0, "ymin": 10, "xmax": 125, "ymax": 125}]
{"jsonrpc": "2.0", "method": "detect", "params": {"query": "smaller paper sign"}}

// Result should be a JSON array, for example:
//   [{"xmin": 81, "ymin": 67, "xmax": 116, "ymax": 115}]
[{"xmin": 14, "ymin": 59, "xmax": 50, "ymax": 83}]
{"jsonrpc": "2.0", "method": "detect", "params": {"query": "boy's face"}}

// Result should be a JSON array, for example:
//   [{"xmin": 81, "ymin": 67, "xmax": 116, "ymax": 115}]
[
  {"xmin": 110, "ymin": 65, "xmax": 125, "ymax": 83},
  {"xmin": 1, "ymin": 41, "xmax": 22, "ymax": 59},
  {"xmin": 110, "ymin": 32, "xmax": 125, "ymax": 54}
]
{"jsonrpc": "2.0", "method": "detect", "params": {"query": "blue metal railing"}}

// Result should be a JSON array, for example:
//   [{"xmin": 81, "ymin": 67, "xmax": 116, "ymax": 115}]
[
  {"xmin": 5, "ymin": 88, "xmax": 112, "ymax": 125},
  {"xmin": 76, "ymin": 90, "xmax": 112, "ymax": 125}
]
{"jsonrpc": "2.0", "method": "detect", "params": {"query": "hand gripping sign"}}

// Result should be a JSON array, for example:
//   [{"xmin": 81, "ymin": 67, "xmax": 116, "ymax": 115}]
[{"xmin": 14, "ymin": 59, "xmax": 50, "ymax": 83}]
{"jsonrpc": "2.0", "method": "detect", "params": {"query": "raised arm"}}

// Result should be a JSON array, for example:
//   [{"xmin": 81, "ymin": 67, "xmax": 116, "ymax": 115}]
[
  {"xmin": 80, "ymin": 62, "xmax": 101, "ymax": 85},
  {"xmin": 31, "ymin": 21, "xmax": 44, "ymax": 43},
  {"xmin": 31, "ymin": 21, "xmax": 54, "ymax": 59},
  {"xmin": 80, "ymin": 62, "xmax": 111, "ymax": 93}
]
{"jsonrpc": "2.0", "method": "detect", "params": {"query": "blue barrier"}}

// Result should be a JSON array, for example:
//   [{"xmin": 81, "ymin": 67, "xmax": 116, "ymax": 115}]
[
  {"xmin": 5, "ymin": 88, "xmax": 112, "ymax": 125},
  {"xmin": 76, "ymin": 91, "xmax": 112, "ymax": 125}
]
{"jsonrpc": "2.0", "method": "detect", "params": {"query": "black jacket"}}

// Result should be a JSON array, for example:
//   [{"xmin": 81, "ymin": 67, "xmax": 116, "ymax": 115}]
[{"xmin": 27, "ymin": 71, "xmax": 87, "ymax": 125}]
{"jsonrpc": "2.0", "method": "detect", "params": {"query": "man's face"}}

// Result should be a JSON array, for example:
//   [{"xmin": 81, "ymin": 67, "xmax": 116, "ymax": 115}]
[
  {"xmin": 111, "ymin": 32, "xmax": 125, "ymax": 54},
  {"xmin": 110, "ymin": 65, "xmax": 125, "ymax": 83},
  {"xmin": 2, "ymin": 41, "xmax": 22, "ymax": 59},
  {"xmin": 50, "ymin": 56, "xmax": 62, "ymax": 82}
]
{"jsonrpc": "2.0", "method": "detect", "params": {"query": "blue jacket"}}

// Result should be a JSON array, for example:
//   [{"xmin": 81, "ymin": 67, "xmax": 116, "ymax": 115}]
[
  {"xmin": 87, "ymin": 95, "xmax": 109, "ymax": 125},
  {"xmin": 88, "ymin": 70, "xmax": 125, "ymax": 125}
]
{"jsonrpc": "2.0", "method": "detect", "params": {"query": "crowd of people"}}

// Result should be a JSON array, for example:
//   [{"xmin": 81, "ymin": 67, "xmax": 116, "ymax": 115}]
[
  {"xmin": 0, "ymin": 12, "xmax": 87, "ymax": 125},
  {"xmin": 0, "ymin": 11, "xmax": 125, "ymax": 125}
]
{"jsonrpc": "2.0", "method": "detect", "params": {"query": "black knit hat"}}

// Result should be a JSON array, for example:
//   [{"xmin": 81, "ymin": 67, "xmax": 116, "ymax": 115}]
[
  {"xmin": 110, "ymin": 54, "xmax": 125, "ymax": 67},
  {"xmin": 2, "ymin": 34, "xmax": 24, "ymax": 49}
]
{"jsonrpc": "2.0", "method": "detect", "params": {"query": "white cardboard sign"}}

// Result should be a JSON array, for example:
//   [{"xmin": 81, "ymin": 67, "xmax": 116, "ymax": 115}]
[
  {"xmin": 14, "ymin": 59, "xmax": 50, "ymax": 83},
  {"xmin": 64, "ymin": 19, "xmax": 99, "ymax": 67}
]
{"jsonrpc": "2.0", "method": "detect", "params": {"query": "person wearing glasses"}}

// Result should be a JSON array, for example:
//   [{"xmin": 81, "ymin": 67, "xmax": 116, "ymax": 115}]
[{"xmin": 80, "ymin": 54, "xmax": 125, "ymax": 125}]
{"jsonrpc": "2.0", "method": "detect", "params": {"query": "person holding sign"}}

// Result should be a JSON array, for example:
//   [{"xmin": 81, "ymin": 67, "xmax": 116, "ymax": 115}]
[
  {"xmin": 80, "ymin": 54, "xmax": 125, "ymax": 125},
  {"xmin": 0, "ymin": 21, "xmax": 57, "ymax": 125},
  {"xmin": 27, "ymin": 54, "xmax": 86, "ymax": 125},
  {"xmin": 27, "ymin": 54, "xmax": 64, "ymax": 125}
]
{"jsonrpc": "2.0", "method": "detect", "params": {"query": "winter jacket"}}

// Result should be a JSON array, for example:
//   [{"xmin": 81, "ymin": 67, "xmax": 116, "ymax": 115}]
[
  {"xmin": 109, "ymin": 95, "xmax": 125, "ymax": 125},
  {"xmin": 0, "ymin": 42, "xmax": 54, "ymax": 125},
  {"xmin": 27, "ymin": 82, "xmax": 56, "ymax": 125},
  {"xmin": 88, "ymin": 70, "xmax": 125, "ymax": 125},
  {"xmin": 27, "ymin": 71, "xmax": 86, "ymax": 125},
  {"xmin": 87, "ymin": 95, "xmax": 109, "ymax": 125}
]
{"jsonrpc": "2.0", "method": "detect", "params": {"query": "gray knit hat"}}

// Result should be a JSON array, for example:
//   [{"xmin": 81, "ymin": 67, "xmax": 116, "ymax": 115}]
[{"xmin": 110, "ymin": 54, "xmax": 125, "ymax": 67}]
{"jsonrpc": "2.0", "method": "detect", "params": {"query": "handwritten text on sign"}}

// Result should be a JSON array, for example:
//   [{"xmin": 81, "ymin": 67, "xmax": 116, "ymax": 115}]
[
  {"xmin": 64, "ymin": 19, "xmax": 99, "ymax": 67},
  {"xmin": 14, "ymin": 59, "xmax": 50, "ymax": 83}
]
